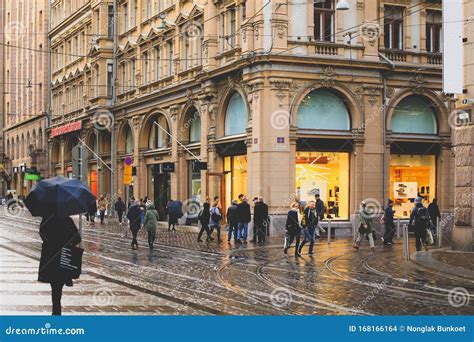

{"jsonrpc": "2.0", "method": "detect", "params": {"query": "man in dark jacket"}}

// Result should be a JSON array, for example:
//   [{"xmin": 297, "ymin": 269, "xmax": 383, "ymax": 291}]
[
  {"xmin": 237, "ymin": 196, "xmax": 251, "ymax": 242},
  {"xmin": 427, "ymin": 198, "xmax": 441, "ymax": 231},
  {"xmin": 127, "ymin": 200, "xmax": 142, "ymax": 249},
  {"xmin": 197, "ymin": 202, "xmax": 211, "ymax": 242},
  {"xmin": 226, "ymin": 200, "xmax": 239, "ymax": 242},
  {"xmin": 409, "ymin": 197, "xmax": 429, "ymax": 252},
  {"xmin": 86, "ymin": 200, "xmax": 97, "ymax": 226},
  {"xmin": 383, "ymin": 199, "xmax": 395, "ymax": 246},
  {"xmin": 254, "ymin": 197, "xmax": 269, "ymax": 243},
  {"xmin": 284, "ymin": 202, "xmax": 302, "ymax": 257},
  {"xmin": 299, "ymin": 201, "xmax": 319, "ymax": 255},
  {"xmin": 115, "ymin": 197, "xmax": 126, "ymax": 225}
]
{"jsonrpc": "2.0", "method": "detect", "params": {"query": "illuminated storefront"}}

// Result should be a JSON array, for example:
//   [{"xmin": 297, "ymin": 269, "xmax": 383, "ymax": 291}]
[
  {"xmin": 296, "ymin": 152, "xmax": 349, "ymax": 220},
  {"xmin": 224, "ymin": 155, "xmax": 247, "ymax": 208},
  {"xmin": 295, "ymin": 89, "xmax": 352, "ymax": 220},
  {"xmin": 390, "ymin": 155, "xmax": 436, "ymax": 218},
  {"xmin": 389, "ymin": 95, "xmax": 439, "ymax": 218}
]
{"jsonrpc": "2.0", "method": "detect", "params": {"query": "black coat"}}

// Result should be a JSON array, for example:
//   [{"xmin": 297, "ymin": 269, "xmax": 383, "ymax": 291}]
[
  {"xmin": 38, "ymin": 216, "xmax": 81, "ymax": 284},
  {"xmin": 303, "ymin": 207, "xmax": 318, "ymax": 227},
  {"xmin": 286, "ymin": 210, "xmax": 301, "ymax": 235},
  {"xmin": 115, "ymin": 200, "xmax": 125, "ymax": 212},
  {"xmin": 88, "ymin": 200, "xmax": 97, "ymax": 215},
  {"xmin": 254, "ymin": 202, "xmax": 269, "ymax": 227},
  {"xmin": 227, "ymin": 204, "xmax": 239, "ymax": 225},
  {"xmin": 237, "ymin": 202, "xmax": 251, "ymax": 223},
  {"xmin": 315, "ymin": 199, "xmax": 325, "ymax": 219},
  {"xmin": 198, "ymin": 204, "xmax": 211, "ymax": 226},
  {"xmin": 427, "ymin": 202, "xmax": 441, "ymax": 223},
  {"xmin": 127, "ymin": 204, "xmax": 142, "ymax": 231}
]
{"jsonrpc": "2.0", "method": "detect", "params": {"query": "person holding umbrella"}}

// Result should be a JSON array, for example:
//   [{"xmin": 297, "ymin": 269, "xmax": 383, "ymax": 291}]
[{"xmin": 24, "ymin": 176, "xmax": 95, "ymax": 316}]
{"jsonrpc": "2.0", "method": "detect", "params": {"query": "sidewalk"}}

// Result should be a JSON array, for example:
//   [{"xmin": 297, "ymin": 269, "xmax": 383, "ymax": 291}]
[{"xmin": 412, "ymin": 248, "xmax": 474, "ymax": 279}]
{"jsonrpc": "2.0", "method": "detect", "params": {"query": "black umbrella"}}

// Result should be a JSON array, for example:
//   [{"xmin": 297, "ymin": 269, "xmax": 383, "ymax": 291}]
[{"xmin": 24, "ymin": 176, "xmax": 96, "ymax": 218}]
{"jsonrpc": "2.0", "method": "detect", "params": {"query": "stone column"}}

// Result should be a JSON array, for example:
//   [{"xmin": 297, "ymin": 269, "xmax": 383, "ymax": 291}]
[{"xmin": 452, "ymin": 123, "xmax": 474, "ymax": 251}]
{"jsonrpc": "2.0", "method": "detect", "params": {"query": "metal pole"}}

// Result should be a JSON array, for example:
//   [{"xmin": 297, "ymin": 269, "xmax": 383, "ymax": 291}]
[
  {"xmin": 396, "ymin": 218, "xmax": 400, "ymax": 239},
  {"xmin": 327, "ymin": 219, "xmax": 331, "ymax": 244},
  {"xmin": 437, "ymin": 217, "xmax": 442, "ymax": 248},
  {"xmin": 403, "ymin": 224, "xmax": 410, "ymax": 261}
]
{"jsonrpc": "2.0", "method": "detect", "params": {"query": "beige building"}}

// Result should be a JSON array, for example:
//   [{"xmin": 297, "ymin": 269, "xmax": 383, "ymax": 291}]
[
  {"xmin": 3, "ymin": 0, "xmax": 49, "ymax": 197},
  {"xmin": 49, "ymin": 0, "xmax": 116, "ymax": 197},
  {"xmin": 49, "ymin": 0, "xmax": 454, "ymax": 233}
]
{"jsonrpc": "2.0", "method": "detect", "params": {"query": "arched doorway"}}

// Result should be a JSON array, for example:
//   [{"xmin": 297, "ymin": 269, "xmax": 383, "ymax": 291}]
[
  {"xmin": 388, "ymin": 95, "xmax": 439, "ymax": 218},
  {"xmin": 294, "ymin": 88, "xmax": 352, "ymax": 220}
]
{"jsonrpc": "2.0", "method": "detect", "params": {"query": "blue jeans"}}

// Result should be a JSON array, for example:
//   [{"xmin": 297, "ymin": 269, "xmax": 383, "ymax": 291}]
[
  {"xmin": 228, "ymin": 222, "xmax": 238, "ymax": 241},
  {"xmin": 238, "ymin": 222, "xmax": 249, "ymax": 241},
  {"xmin": 300, "ymin": 225, "xmax": 316, "ymax": 254}
]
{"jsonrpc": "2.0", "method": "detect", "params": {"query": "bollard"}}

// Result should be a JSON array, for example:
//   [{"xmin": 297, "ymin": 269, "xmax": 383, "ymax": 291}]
[
  {"xmin": 353, "ymin": 216, "xmax": 358, "ymax": 242},
  {"xmin": 396, "ymin": 218, "xmax": 401, "ymax": 239},
  {"xmin": 403, "ymin": 224, "xmax": 410, "ymax": 261},
  {"xmin": 327, "ymin": 219, "xmax": 332, "ymax": 244},
  {"xmin": 437, "ymin": 217, "xmax": 442, "ymax": 248}
]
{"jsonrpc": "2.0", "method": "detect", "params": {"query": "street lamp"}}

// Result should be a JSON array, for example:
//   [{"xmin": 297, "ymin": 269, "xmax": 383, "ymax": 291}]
[{"xmin": 336, "ymin": 0, "xmax": 349, "ymax": 10}]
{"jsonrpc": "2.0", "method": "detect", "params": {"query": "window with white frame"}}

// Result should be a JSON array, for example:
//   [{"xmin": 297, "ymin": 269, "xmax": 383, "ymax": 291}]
[
  {"xmin": 314, "ymin": 0, "xmax": 335, "ymax": 42},
  {"xmin": 384, "ymin": 6, "xmax": 404, "ymax": 50}
]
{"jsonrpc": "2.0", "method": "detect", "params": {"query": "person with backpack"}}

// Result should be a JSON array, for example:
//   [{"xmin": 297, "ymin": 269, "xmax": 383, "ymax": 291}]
[
  {"xmin": 226, "ymin": 200, "xmax": 239, "ymax": 243},
  {"xmin": 197, "ymin": 202, "xmax": 211, "ymax": 242},
  {"xmin": 209, "ymin": 197, "xmax": 222, "ymax": 242},
  {"xmin": 409, "ymin": 197, "xmax": 429, "ymax": 252},
  {"xmin": 314, "ymin": 194, "xmax": 327, "ymax": 238},
  {"xmin": 143, "ymin": 203, "xmax": 159, "ymax": 250},
  {"xmin": 353, "ymin": 201, "xmax": 375, "ymax": 253},
  {"xmin": 382, "ymin": 199, "xmax": 395, "ymax": 246}
]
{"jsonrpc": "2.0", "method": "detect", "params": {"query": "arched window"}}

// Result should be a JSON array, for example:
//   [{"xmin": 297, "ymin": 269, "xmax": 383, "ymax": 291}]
[
  {"xmin": 125, "ymin": 125, "xmax": 134, "ymax": 154},
  {"xmin": 38, "ymin": 128, "xmax": 43, "ymax": 149},
  {"xmin": 391, "ymin": 96, "xmax": 437, "ymax": 134},
  {"xmin": 296, "ymin": 89, "xmax": 350, "ymax": 130},
  {"xmin": 189, "ymin": 110, "xmax": 201, "ymax": 143},
  {"xmin": 148, "ymin": 114, "xmax": 169, "ymax": 149},
  {"xmin": 224, "ymin": 92, "xmax": 248, "ymax": 136}
]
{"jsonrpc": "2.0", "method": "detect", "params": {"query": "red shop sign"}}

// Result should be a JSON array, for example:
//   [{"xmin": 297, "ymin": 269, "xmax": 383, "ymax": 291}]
[{"xmin": 51, "ymin": 121, "xmax": 82, "ymax": 138}]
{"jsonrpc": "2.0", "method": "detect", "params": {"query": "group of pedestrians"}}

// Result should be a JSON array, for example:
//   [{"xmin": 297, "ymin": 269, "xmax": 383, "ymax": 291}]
[
  {"xmin": 85, "ymin": 194, "xmax": 127, "ymax": 226},
  {"xmin": 354, "ymin": 196, "xmax": 442, "ymax": 253},
  {"xmin": 197, "ymin": 195, "xmax": 270, "ymax": 244},
  {"xmin": 284, "ymin": 194, "xmax": 327, "ymax": 257}
]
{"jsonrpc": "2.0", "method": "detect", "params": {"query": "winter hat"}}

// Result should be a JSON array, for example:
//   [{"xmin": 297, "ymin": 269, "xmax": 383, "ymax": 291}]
[
  {"xmin": 387, "ymin": 199, "xmax": 394, "ymax": 205},
  {"xmin": 415, "ymin": 197, "xmax": 422, "ymax": 204}
]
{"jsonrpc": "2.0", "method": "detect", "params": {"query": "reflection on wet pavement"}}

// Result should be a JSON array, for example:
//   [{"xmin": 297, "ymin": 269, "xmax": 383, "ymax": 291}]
[{"xmin": 0, "ymin": 214, "xmax": 472, "ymax": 315}]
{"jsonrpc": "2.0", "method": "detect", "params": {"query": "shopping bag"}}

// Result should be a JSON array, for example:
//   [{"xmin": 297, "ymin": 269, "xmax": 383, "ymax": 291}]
[
  {"xmin": 426, "ymin": 228, "xmax": 434, "ymax": 245},
  {"xmin": 57, "ymin": 246, "xmax": 84, "ymax": 279}
]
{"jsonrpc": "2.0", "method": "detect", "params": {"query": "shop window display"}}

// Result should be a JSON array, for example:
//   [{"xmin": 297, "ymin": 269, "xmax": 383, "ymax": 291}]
[
  {"xmin": 224, "ymin": 156, "xmax": 248, "ymax": 208},
  {"xmin": 390, "ymin": 155, "xmax": 436, "ymax": 218},
  {"xmin": 296, "ymin": 152, "xmax": 349, "ymax": 220}
]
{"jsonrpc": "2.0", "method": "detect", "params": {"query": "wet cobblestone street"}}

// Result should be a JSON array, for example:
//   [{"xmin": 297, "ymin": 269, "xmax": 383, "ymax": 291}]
[{"xmin": 0, "ymin": 214, "xmax": 473, "ymax": 315}]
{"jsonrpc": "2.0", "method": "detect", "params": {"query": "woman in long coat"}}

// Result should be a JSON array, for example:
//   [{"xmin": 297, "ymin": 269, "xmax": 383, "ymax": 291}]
[{"xmin": 39, "ymin": 215, "xmax": 81, "ymax": 315}]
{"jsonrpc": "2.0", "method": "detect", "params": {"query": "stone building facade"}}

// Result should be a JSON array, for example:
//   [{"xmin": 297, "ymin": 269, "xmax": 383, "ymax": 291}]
[
  {"xmin": 49, "ymin": 0, "xmax": 454, "ymax": 233},
  {"xmin": 452, "ymin": 0, "xmax": 474, "ymax": 251},
  {"xmin": 3, "ymin": 0, "xmax": 49, "ymax": 197}
]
